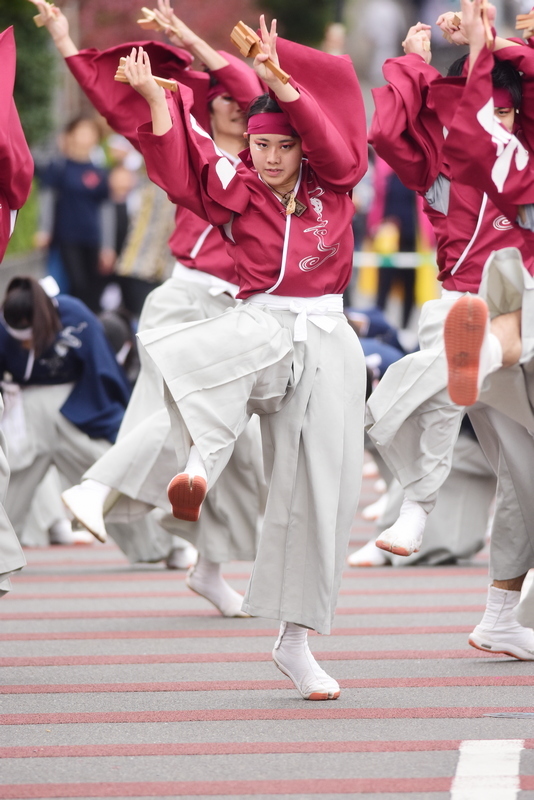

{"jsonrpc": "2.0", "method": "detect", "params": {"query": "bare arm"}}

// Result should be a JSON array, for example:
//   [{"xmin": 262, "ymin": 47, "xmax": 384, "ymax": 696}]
[
  {"xmin": 153, "ymin": 0, "xmax": 229, "ymax": 70},
  {"xmin": 28, "ymin": 0, "xmax": 78, "ymax": 58},
  {"xmin": 122, "ymin": 47, "xmax": 172, "ymax": 137}
]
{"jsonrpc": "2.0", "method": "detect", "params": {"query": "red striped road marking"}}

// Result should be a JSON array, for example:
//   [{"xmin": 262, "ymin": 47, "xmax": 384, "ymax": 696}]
[
  {"xmin": 2, "ymin": 739, "xmax": 534, "ymax": 759},
  {"xmin": 0, "ymin": 605, "xmax": 485, "ymax": 620},
  {"xmin": 13, "ymin": 566, "xmax": 489, "ymax": 582},
  {"xmin": 0, "ymin": 625, "xmax": 473, "ymax": 641},
  {"xmin": 2, "ymin": 676, "xmax": 534, "ymax": 694},
  {"xmin": 0, "ymin": 778, "xmax": 457, "ymax": 797},
  {"xmin": 0, "ymin": 740, "xmax": 465, "ymax": 758},
  {"xmin": 0, "ymin": 650, "xmax": 498, "ymax": 667},
  {"xmin": 2, "ymin": 587, "xmax": 489, "ymax": 600},
  {"xmin": 2, "ymin": 707, "xmax": 533, "ymax": 725}
]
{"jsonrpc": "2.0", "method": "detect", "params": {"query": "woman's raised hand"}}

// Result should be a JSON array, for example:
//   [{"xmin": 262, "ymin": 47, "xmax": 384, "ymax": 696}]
[
  {"xmin": 28, "ymin": 0, "xmax": 70, "ymax": 45},
  {"xmin": 155, "ymin": 0, "xmax": 198, "ymax": 49},
  {"xmin": 436, "ymin": 11, "xmax": 468, "ymax": 45},
  {"xmin": 123, "ymin": 47, "xmax": 164, "ymax": 104},
  {"xmin": 401, "ymin": 22, "xmax": 432, "ymax": 64},
  {"xmin": 253, "ymin": 15, "xmax": 281, "ymax": 84}
]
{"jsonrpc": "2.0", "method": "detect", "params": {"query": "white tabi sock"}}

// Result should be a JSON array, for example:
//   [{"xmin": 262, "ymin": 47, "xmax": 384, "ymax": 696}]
[
  {"xmin": 186, "ymin": 556, "xmax": 249, "ymax": 617},
  {"xmin": 61, "ymin": 480, "xmax": 112, "ymax": 543},
  {"xmin": 469, "ymin": 585, "xmax": 534, "ymax": 661},
  {"xmin": 375, "ymin": 498, "xmax": 428, "ymax": 557},
  {"xmin": 272, "ymin": 621, "xmax": 340, "ymax": 700}
]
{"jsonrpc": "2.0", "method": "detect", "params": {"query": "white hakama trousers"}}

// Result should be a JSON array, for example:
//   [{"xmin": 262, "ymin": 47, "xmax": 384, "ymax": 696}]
[
  {"xmin": 86, "ymin": 275, "xmax": 265, "ymax": 564},
  {"xmin": 0, "ymin": 396, "xmax": 26, "ymax": 596},
  {"xmin": 468, "ymin": 404, "xmax": 534, "ymax": 580},
  {"xmin": 3, "ymin": 384, "xmax": 109, "ymax": 538},
  {"xmin": 139, "ymin": 302, "xmax": 366, "ymax": 634},
  {"xmin": 377, "ymin": 431, "xmax": 495, "ymax": 566},
  {"xmin": 366, "ymin": 248, "xmax": 534, "ymax": 512}
]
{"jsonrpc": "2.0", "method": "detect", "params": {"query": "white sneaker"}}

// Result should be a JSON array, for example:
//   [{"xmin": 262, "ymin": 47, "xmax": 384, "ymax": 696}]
[
  {"xmin": 347, "ymin": 538, "xmax": 391, "ymax": 567},
  {"xmin": 273, "ymin": 621, "xmax": 340, "ymax": 700},
  {"xmin": 166, "ymin": 544, "xmax": 198, "ymax": 570},
  {"xmin": 375, "ymin": 498, "xmax": 427, "ymax": 557},
  {"xmin": 62, "ymin": 482, "xmax": 109, "ymax": 543},
  {"xmin": 469, "ymin": 585, "xmax": 534, "ymax": 661},
  {"xmin": 186, "ymin": 558, "xmax": 250, "ymax": 618},
  {"xmin": 361, "ymin": 493, "xmax": 388, "ymax": 521}
]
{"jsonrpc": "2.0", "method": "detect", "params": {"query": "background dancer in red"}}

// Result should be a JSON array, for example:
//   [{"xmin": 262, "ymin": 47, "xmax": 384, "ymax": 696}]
[
  {"xmin": 124, "ymin": 16, "xmax": 367, "ymax": 699},
  {"xmin": 0, "ymin": 26, "xmax": 34, "ymax": 597},
  {"xmin": 33, "ymin": 0, "xmax": 266, "ymax": 615},
  {"xmin": 366, "ymin": 8, "xmax": 534, "ymax": 660}
]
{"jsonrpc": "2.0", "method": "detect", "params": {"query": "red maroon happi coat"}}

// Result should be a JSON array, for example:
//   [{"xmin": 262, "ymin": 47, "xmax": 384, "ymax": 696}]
[
  {"xmin": 0, "ymin": 27, "xmax": 33, "ymax": 263},
  {"xmin": 443, "ymin": 44, "xmax": 534, "ymax": 258},
  {"xmin": 138, "ymin": 37, "xmax": 368, "ymax": 298},
  {"xmin": 66, "ymin": 43, "xmax": 261, "ymax": 284},
  {"xmin": 369, "ymin": 51, "xmax": 534, "ymax": 294}
]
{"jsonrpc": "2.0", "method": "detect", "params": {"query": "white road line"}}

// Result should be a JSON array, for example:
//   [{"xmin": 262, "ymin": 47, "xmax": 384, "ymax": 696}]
[{"xmin": 450, "ymin": 739, "xmax": 524, "ymax": 800}]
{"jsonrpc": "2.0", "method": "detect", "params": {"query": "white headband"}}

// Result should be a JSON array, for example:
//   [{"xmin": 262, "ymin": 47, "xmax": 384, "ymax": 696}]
[{"xmin": 0, "ymin": 314, "xmax": 32, "ymax": 341}]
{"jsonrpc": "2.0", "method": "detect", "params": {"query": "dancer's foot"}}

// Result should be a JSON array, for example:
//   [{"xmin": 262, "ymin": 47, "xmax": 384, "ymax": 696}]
[
  {"xmin": 375, "ymin": 498, "xmax": 427, "ymax": 557},
  {"xmin": 444, "ymin": 295, "xmax": 502, "ymax": 406},
  {"xmin": 168, "ymin": 445, "xmax": 208, "ymax": 522},
  {"xmin": 49, "ymin": 519, "xmax": 94, "ymax": 545},
  {"xmin": 165, "ymin": 544, "xmax": 198, "ymax": 570},
  {"xmin": 273, "ymin": 621, "xmax": 340, "ymax": 700},
  {"xmin": 347, "ymin": 538, "xmax": 391, "ymax": 567},
  {"xmin": 186, "ymin": 556, "xmax": 250, "ymax": 617},
  {"xmin": 361, "ymin": 493, "xmax": 388, "ymax": 521},
  {"xmin": 61, "ymin": 480, "xmax": 111, "ymax": 543},
  {"xmin": 468, "ymin": 585, "xmax": 534, "ymax": 661}
]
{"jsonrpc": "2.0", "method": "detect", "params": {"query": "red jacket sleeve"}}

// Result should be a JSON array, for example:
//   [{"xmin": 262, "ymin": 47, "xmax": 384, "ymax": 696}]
[
  {"xmin": 138, "ymin": 83, "xmax": 249, "ymax": 225},
  {"xmin": 443, "ymin": 46, "xmax": 534, "ymax": 221},
  {"xmin": 0, "ymin": 27, "xmax": 34, "ymax": 262},
  {"xmin": 274, "ymin": 38, "xmax": 367, "ymax": 191},
  {"xmin": 369, "ymin": 54, "xmax": 444, "ymax": 193},
  {"xmin": 65, "ymin": 42, "xmax": 210, "ymax": 150}
]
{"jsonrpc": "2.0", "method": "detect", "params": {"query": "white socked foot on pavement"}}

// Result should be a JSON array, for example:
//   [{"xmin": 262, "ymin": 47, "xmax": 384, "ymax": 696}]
[
  {"xmin": 166, "ymin": 544, "xmax": 198, "ymax": 570},
  {"xmin": 348, "ymin": 538, "xmax": 391, "ymax": 567},
  {"xmin": 375, "ymin": 498, "xmax": 427, "ymax": 557},
  {"xmin": 186, "ymin": 556, "xmax": 250, "ymax": 617},
  {"xmin": 273, "ymin": 621, "xmax": 340, "ymax": 700},
  {"xmin": 469, "ymin": 584, "xmax": 534, "ymax": 661}
]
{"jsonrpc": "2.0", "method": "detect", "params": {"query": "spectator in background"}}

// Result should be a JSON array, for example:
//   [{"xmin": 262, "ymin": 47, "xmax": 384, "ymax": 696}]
[
  {"xmin": 35, "ymin": 116, "xmax": 112, "ymax": 313},
  {"xmin": 0, "ymin": 277, "xmax": 131, "ymax": 542}
]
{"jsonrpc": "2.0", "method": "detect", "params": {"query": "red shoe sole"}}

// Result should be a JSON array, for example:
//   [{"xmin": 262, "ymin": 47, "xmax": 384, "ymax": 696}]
[
  {"xmin": 167, "ymin": 474, "xmax": 207, "ymax": 522},
  {"xmin": 444, "ymin": 295, "xmax": 488, "ymax": 406}
]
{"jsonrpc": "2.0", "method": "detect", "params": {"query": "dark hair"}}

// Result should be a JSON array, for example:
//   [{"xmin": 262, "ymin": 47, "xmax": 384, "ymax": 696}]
[
  {"xmin": 447, "ymin": 54, "xmax": 522, "ymax": 108},
  {"xmin": 246, "ymin": 93, "xmax": 283, "ymax": 121},
  {"xmin": 3, "ymin": 277, "xmax": 61, "ymax": 357},
  {"xmin": 64, "ymin": 114, "xmax": 101, "ymax": 139}
]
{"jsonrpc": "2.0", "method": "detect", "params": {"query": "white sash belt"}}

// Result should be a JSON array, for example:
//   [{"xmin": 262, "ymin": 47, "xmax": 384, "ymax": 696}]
[
  {"xmin": 172, "ymin": 261, "xmax": 239, "ymax": 298},
  {"xmin": 245, "ymin": 293, "xmax": 343, "ymax": 341}
]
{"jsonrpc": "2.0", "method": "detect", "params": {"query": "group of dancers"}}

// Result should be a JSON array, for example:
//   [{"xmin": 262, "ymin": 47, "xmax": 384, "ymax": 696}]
[{"xmin": 1, "ymin": 0, "xmax": 534, "ymax": 703}]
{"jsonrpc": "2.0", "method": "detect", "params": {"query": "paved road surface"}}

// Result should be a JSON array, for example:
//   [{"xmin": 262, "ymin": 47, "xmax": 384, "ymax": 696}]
[{"xmin": 1, "ymin": 472, "xmax": 533, "ymax": 799}]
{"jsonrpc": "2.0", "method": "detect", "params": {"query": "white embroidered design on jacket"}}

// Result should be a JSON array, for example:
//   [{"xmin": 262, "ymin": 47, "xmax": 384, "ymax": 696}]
[{"xmin": 299, "ymin": 187, "xmax": 340, "ymax": 272}]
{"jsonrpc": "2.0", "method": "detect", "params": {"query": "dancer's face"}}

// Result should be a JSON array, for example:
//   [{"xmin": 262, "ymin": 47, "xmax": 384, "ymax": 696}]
[
  {"xmin": 210, "ymin": 94, "xmax": 246, "ymax": 141},
  {"xmin": 248, "ymin": 133, "xmax": 303, "ymax": 195},
  {"xmin": 494, "ymin": 106, "xmax": 515, "ymax": 133}
]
